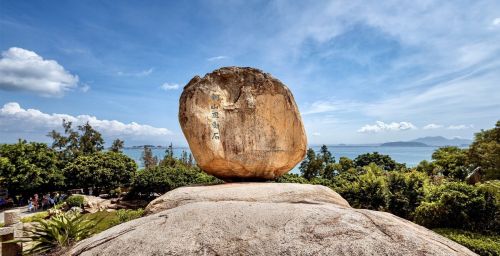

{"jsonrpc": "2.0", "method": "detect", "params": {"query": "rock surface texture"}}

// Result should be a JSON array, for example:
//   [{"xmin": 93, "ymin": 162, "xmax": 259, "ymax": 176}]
[
  {"xmin": 179, "ymin": 67, "xmax": 307, "ymax": 180},
  {"xmin": 71, "ymin": 183, "xmax": 476, "ymax": 256}
]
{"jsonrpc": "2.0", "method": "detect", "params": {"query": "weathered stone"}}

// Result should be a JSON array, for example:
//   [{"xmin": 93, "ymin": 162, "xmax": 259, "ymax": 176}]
[
  {"xmin": 3, "ymin": 210, "xmax": 20, "ymax": 226},
  {"xmin": 71, "ymin": 183, "xmax": 476, "ymax": 256},
  {"xmin": 179, "ymin": 67, "xmax": 307, "ymax": 180},
  {"xmin": 145, "ymin": 182, "xmax": 350, "ymax": 215}
]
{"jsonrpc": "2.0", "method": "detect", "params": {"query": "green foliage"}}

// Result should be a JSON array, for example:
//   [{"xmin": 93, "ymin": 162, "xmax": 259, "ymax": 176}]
[
  {"xmin": 21, "ymin": 211, "xmax": 49, "ymax": 223},
  {"xmin": 63, "ymin": 151, "xmax": 137, "ymax": 193},
  {"xmin": 17, "ymin": 212, "xmax": 96, "ymax": 255},
  {"xmin": 81, "ymin": 211, "xmax": 119, "ymax": 234},
  {"xmin": 434, "ymin": 229, "xmax": 500, "ymax": 256},
  {"xmin": 386, "ymin": 171, "xmax": 429, "ymax": 219},
  {"xmin": 275, "ymin": 173, "xmax": 310, "ymax": 184},
  {"xmin": 354, "ymin": 152, "xmax": 403, "ymax": 171},
  {"xmin": 414, "ymin": 182, "xmax": 498, "ymax": 232},
  {"xmin": 0, "ymin": 140, "xmax": 64, "ymax": 200},
  {"xmin": 416, "ymin": 160, "xmax": 439, "ymax": 177},
  {"xmin": 66, "ymin": 195, "xmax": 85, "ymax": 208},
  {"xmin": 468, "ymin": 120, "xmax": 500, "ymax": 181},
  {"xmin": 299, "ymin": 145, "xmax": 336, "ymax": 180},
  {"xmin": 48, "ymin": 120, "xmax": 105, "ymax": 162},
  {"xmin": 131, "ymin": 165, "xmax": 221, "ymax": 196},
  {"xmin": 110, "ymin": 139, "xmax": 125, "ymax": 153},
  {"xmin": 299, "ymin": 148, "xmax": 322, "ymax": 180},
  {"xmin": 478, "ymin": 180, "xmax": 500, "ymax": 203},
  {"xmin": 431, "ymin": 146, "xmax": 469, "ymax": 180},
  {"xmin": 113, "ymin": 209, "xmax": 144, "ymax": 224},
  {"xmin": 337, "ymin": 163, "xmax": 388, "ymax": 210},
  {"xmin": 142, "ymin": 146, "xmax": 158, "ymax": 169}
]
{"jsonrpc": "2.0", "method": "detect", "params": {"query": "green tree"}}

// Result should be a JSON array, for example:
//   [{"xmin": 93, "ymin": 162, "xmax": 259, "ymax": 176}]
[
  {"xmin": 416, "ymin": 160, "xmax": 439, "ymax": 177},
  {"xmin": 386, "ymin": 171, "xmax": 429, "ymax": 219},
  {"xmin": 319, "ymin": 145, "xmax": 335, "ymax": 165},
  {"xmin": 0, "ymin": 140, "xmax": 64, "ymax": 202},
  {"xmin": 131, "ymin": 166, "xmax": 220, "ymax": 197},
  {"xmin": 78, "ymin": 122, "xmax": 104, "ymax": 154},
  {"xmin": 338, "ymin": 157, "xmax": 354, "ymax": 173},
  {"xmin": 299, "ymin": 148, "xmax": 322, "ymax": 180},
  {"xmin": 431, "ymin": 146, "xmax": 469, "ymax": 180},
  {"xmin": 159, "ymin": 143, "xmax": 176, "ymax": 167},
  {"xmin": 468, "ymin": 120, "xmax": 500, "ymax": 181},
  {"xmin": 337, "ymin": 163, "xmax": 388, "ymax": 210},
  {"xmin": 110, "ymin": 139, "xmax": 124, "ymax": 153},
  {"xmin": 142, "ymin": 146, "xmax": 158, "ymax": 169},
  {"xmin": 48, "ymin": 120, "xmax": 104, "ymax": 161},
  {"xmin": 414, "ymin": 182, "xmax": 499, "ymax": 232},
  {"xmin": 63, "ymin": 152, "xmax": 137, "ymax": 194},
  {"xmin": 354, "ymin": 152, "xmax": 402, "ymax": 171}
]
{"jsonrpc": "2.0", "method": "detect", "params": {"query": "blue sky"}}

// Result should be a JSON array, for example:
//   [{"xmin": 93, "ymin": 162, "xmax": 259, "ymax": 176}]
[{"xmin": 1, "ymin": 0, "xmax": 499, "ymax": 146}]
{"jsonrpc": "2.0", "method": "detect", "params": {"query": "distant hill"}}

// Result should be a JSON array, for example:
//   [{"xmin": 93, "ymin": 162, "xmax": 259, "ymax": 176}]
[
  {"xmin": 380, "ymin": 141, "xmax": 429, "ymax": 147},
  {"xmin": 411, "ymin": 136, "xmax": 472, "ymax": 147}
]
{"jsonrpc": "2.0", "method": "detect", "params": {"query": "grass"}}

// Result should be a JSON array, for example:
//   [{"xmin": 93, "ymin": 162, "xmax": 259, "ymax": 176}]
[
  {"xmin": 434, "ymin": 228, "xmax": 500, "ymax": 256},
  {"xmin": 82, "ymin": 211, "xmax": 120, "ymax": 234},
  {"xmin": 20, "ymin": 211, "xmax": 49, "ymax": 223},
  {"xmin": 81, "ymin": 209, "xmax": 144, "ymax": 234}
]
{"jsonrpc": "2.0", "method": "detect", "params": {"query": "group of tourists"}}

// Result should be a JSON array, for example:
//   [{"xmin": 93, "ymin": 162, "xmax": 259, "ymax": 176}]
[{"xmin": 27, "ymin": 193, "xmax": 67, "ymax": 212}]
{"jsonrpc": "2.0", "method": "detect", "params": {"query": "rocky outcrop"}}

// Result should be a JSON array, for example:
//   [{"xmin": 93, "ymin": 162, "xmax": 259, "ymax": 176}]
[
  {"xmin": 71, "ymin": 183, "xmax": 476, "ymax": 256},
  {"xmin": 145, "ymin": 182, "xmax": 350, "ymax": 215},
  {"xmin": 179, "ymin": 67, "xmax": 307, "ymax": 180}
]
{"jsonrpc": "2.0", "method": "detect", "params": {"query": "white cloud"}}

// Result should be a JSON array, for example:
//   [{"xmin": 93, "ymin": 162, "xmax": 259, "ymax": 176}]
[
  {"xmin": 302, "ymin": 100, "xmax": 359, "ymax": 115},
  {"xmin": 0, "ymin": 47, "xmax": 79, "ymax": 97},
  {"xmin": 0, "ymin": 102, "xmax": 172, "ymax": 138},
  {"xmin": 423, "ymin": 124, "xmax": 443, "ymax": 130},
  {"xmin": 80, "ymin": 84, "xmax": 90, "ymax": 93},
  {"xmin": 493, "ymin": 18, "xmax": 500, "ymax": 26},
  {"xmin": 312, "ymin": 132, "xmax": 321, "ymax": 136},
  {"xmin": 357, "ymin": 121, "xmax": 416, "ymax": 133},
  {"xmin": 447, "ymin": 124, "xmax": 474, "ymax": 130},
  {"xmin": 207, "ymin": 56, "xmax": 228, "ymax": 61},
  {"xmin": 160, "ymin": 82, "xmax": 180, "ymax": 91},
  {"xmin": 117, "ymin": 68, "xmax": 153, "ymax": 77},
  {"xmin": 363, "ymin": 71, "xmax": 500, "ymax": 122}
]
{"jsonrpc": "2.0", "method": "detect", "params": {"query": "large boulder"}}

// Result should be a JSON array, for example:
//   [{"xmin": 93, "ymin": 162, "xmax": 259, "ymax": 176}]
[
  {"xmin": 179, "ymin": 67, "xmax": 307, "ymax": 180},
  {"xmin": 71, "ymin": 183, "xmax": 475, "ymax": 256},
  {"xmin": 144, "ymin": 182, "xmax": 350, "ymax": 214}
]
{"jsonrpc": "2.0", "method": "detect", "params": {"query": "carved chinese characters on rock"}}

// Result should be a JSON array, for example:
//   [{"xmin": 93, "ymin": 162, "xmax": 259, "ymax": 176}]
[{"xmin": 210, "ymin": 94, "xmax": 220, "ymax": 140}]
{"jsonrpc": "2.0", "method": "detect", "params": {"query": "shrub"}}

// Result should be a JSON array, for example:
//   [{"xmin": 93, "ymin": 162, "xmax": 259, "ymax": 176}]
[
  {"xmin": 353, "ymin": 152, "xmax": 404, "ymax": 171},
  {"xmin": 434, "ymin": 228, "xmax": 500, "ymax": 256},
  {"xmin": 66, "ymin": 195, "xmax": 85, "ymax": 208},
  {"xmin": 63, "ymin": 151, "xmax": 137, "ymax": 194},
  {"xmin": 337, "ymin": 164, "xmax": 388, "ymax": 210},
  {"xmin": 275, "ymin": 173, "xmax": 310, "ymax": 184},
  {"xmin": 15, "ymin": 212, "xmax": 96, "ymax": 255},
  {"xmin": 386, "ymin": 171, "xmax": 429, "ymax": 219},
  {"xmin": 414, "ymin": 182, "xmax": 498, "ymax": 232},
  {"xmin": 20, "ymin": 211, "xmax": 49, "ymax": 223},
  {"xmin": 114, "ymin": 209, "xmax": 144, "ymax": 225},
  {"xmin": 431, "ymin": 146, "xmax": 469, "ymax": 180},
  {"xmin": 130, "ymin": 166, "xmax": 221, "ymax": 197}
]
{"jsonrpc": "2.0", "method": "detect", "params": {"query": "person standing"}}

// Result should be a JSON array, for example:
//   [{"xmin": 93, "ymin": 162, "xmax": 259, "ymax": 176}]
[
  {"xmin": 33, "ymin": 193, "xmax": 39, "ymax": 211},
  {"xmin": 28, "ymin": 197, "xmax": 34, "ymax": 212}
]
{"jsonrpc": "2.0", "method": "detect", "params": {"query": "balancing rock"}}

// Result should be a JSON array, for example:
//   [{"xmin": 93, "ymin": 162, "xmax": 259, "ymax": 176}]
[{"xmin": 179, "ymin": 67, "xmax": 307, "ymax": 180}]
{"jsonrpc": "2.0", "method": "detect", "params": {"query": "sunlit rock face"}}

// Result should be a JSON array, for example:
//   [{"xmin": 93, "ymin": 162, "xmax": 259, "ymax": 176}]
[{"xmin": 178, "ymin": 67, "xmax": 307, "ymax": 180}]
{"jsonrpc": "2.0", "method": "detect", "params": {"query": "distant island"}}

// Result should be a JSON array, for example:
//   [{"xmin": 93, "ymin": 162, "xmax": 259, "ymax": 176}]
[
  {"xmin": 312, "ymin": 136, "xmax": 472, "ymax": 147},
  {"xmin": 410, "ymin": 136, "xmax": 471, "ymax": 147},
  {"xmin": 380, "ymin": 141, "xmax": 429, "ymax": 147}
]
